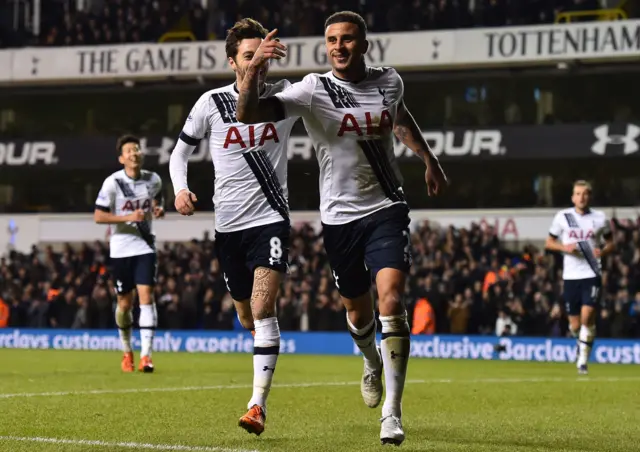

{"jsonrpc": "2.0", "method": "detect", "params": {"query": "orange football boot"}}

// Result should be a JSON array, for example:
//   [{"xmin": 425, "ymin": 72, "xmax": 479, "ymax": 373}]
[
  {"xmin": 138, "ymin": 355, "xmax": 154, "ymax": 373},
  {"xmin": 238, "ymin": 404, "xmax": 265, "ymax": 436},
  {"xmin": 121, "ymin": 352, "xmax": 134, "ymax": 373}
]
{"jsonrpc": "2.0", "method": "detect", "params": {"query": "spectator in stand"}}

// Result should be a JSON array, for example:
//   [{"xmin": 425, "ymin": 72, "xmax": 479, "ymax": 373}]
[
  {"xmin": 629, "ymin": 291, "xmax": 640, "ymax": 336},
  {"xmin": 1, "ymin": 216, "xmax": 639, "ymax": 336},
  {"xmin": 496, "ymin": 309, "xmax": 517, "ymax": 336},
  {"xmin": 411, "ymin": 297, "xmax": 436, "ymax": 335},
  {"xmin": 0, "ymin": 0, "xmax": 612, "ymax": 49},
  {"xmin": 448, "ymin": 293, "xmax": 470, "ymax": 334},
  {"xmin": 0, "ymin": 297, "xmax": 9, "ymax": 328},
  {"xmin": 546, "ymin": 303, "xmax": 565, "ymax": 337}
]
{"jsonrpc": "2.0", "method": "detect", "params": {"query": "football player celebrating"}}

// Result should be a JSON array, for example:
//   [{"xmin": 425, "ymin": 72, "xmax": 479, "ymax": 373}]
[
  {"xmin": 236, "ymin": 11, "xmax": 447, "ymax": 445},
  {"xmin": 94, "ymin": 135, "xmax": 164, "ymax": 373}
]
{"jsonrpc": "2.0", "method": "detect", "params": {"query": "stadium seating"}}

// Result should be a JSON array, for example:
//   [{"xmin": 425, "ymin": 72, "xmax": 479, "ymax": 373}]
[
  {"xmin": 2, "ymin": 218, "xmax": 639, "ymax": 337},
  {"xmin": 0, "ymin": 0, "xmax": 609, "ymax": 48}
]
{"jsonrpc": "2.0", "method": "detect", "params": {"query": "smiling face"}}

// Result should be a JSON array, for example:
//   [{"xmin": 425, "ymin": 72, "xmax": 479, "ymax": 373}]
[
  {"xmin": 118, "ymin": 141, "xmax": 142, "ymax": 170},
  {"xmin": 325, "ymin": 21, "xmax": 368, "ymax": 78}
]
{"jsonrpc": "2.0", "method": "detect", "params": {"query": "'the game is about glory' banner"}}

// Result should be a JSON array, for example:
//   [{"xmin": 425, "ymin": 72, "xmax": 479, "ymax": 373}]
[{"xmin": 2, "ymin": 20, "xmax": 640, "ymax": 84}]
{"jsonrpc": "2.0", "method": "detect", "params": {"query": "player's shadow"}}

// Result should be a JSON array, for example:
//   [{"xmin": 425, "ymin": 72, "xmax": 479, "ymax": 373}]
[{"xmin": 413, "ymin": 425, "xmax": 603, "ymax": 452}]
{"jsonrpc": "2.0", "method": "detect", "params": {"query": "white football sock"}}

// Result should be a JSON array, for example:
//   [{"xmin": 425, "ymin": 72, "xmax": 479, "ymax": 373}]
[
  {"xmin": 248, "ymin": 317, "xmax": 280, "ymax": 411},
  {"xmin": 346, "ymin": 313, "xmax": 381, "ymax": 372},
  {"xmin": 380, "ymin": 312, "xmax": 410, "ymax": 419},
  {"xmin": 115, "ymin": 306, "xmax": 133, "ymax": 353},
  {"xmin": 139, "ymin": 303, "xmax": 157, "ymax": 358},
  {"xmin": 577, "ymin": 324, "xmax": 595, "ymax": 367}
]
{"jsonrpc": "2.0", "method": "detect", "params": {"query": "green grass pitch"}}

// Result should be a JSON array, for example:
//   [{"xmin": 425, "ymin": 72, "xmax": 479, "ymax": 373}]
[{"xmin": 0, "ymin": 349, "xmax": 639, "ymax": 452}]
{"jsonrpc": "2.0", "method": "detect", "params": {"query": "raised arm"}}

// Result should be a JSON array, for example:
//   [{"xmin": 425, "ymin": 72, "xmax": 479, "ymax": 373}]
[
  {"xmin": 236, "ymin": 72, "xmax": 286, "ymax": 124},
  {"xmin": 236, "ymin": 29, "xmax": 287, "ymax": 124},
  {"xmin": 394, "ymin": 99, "xmax": 448, "ymax": 196}
]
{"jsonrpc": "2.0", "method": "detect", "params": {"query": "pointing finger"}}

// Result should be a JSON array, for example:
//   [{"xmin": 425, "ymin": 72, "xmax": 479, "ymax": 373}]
[{"xmin": 265, "ymin": 28, "xmax": 279, "ymax": 41}]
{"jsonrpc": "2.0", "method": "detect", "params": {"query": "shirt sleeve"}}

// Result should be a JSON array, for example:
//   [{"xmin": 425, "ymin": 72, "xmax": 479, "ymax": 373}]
[
  {"xmin": 548, "ymin": 213, "xmax": 563, "ymax": 238},
  {"xmin": 95, "ymin": 177, "xmax": 115, "ymax": 212},
  {"xmin": 274, "ymin": 74, "xmax": 316, "ymax": 120},
  {"xmin": 180, "ymin": 94, "xmax": 210, "ymax": 144},
  {"xmin": 170, "ymin": 95, "xmax": 210, "ymax": 195},
  {"xmin": 388, "ymin": 67, "xmax": 405, "ymax": 104}
]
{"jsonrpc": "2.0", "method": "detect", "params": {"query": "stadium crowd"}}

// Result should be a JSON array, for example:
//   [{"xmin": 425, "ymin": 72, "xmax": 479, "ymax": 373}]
[
  {"xmin": 1, "ymin": 217, "xmax": 639, "ymax": 338},
  {"xmin": 1, "ymin": 0, "xmax": 608, "ymax": 48}
]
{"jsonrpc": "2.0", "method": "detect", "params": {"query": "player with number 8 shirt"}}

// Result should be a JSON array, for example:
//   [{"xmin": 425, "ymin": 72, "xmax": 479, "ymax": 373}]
[{"xmin": 168, "ymin": 18, "xmax": 297, "ymax": 436}]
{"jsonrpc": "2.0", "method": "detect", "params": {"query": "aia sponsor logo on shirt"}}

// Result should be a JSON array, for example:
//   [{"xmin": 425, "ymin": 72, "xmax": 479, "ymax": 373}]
[
  {"xmin": 122, "ymin": 199, "xmax": 152, "ymax": 211},
  {"xmin": 567, "ymin": 229, "xmax": 594, "ymax": 241}
]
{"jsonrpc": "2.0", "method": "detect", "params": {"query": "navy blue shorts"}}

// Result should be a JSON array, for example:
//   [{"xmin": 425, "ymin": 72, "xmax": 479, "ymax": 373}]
[
  {"xmin": 322, "ymin": 204, "xmax": 412, "ymax": 299},
  {"xmin": 563, "ymin": 277, "xmax": 601, "ymax": 316},
  {"xmin": 215, "ymin": 221, "xmax": 290, "ymax": 301},
  {"xmin": 110, "ymin": 252, "xmax": 158, "ymax": 295}
]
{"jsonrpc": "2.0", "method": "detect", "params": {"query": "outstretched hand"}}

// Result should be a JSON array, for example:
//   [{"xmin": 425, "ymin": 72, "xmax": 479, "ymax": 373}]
[{"xmin": 250, "ymin": 29, "xmax": 287, "ymax": 68}]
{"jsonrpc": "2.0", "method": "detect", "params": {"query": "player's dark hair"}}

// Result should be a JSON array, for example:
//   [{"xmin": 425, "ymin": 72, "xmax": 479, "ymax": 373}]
[
  {"xmin": 225, "ymin": 18, "xmax": 268, "ymax": 60},
  {"xmin": 324, "ymin": 11, "xmax": 367, "ymax": 38},
  {"xmin": 116, "ymin": 134, "xmax": 140, "ymax": 155}
]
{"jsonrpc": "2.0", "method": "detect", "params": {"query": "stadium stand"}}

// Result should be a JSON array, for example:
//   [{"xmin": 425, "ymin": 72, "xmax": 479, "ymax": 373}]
[
  {"xmin": 0, "ymin": 0, "xmax": 613, "ymax": 48},
  {"xmin": 2, "ymin": 217, "xmax": 639, "ymax": 337}
]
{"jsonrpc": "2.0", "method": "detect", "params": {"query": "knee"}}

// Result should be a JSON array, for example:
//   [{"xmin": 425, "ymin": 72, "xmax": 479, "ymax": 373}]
[
  {"xmin": 377, "ymin": 288, "xmax": 403, "ymax": 317},
  {"xmin": 117, "ymin": 296, "xmax": 133, "ymax": 311},
  {"xmin": 375, "ymin": 269, "xmax": 405, "ymax": 316}
]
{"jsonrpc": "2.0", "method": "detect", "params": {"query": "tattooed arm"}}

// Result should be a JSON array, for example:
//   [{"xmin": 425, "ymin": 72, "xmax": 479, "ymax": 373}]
[
  {"xmin": 236, "ymin": 29, "xmax": 287, "ymax": 124},
  {"xmin": 394, "ymin": 99, "xmax": 448, "ymax": 196},
  {"xmin": 394, "ymin": 99, "xmax": 436, "ymax": 164},
  {"xmin": 236, "ymin": 63, "xmax": 286, "ymax": 124}
]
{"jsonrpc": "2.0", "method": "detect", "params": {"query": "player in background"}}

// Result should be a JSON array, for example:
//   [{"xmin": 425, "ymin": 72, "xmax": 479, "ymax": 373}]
[
  {"xmin": 169, "ymin": 19, "xmax": 297, "ymax": 436},
  {"xmin": 94, "ymin": 135, "xmax": 164, "ymax": 373},
  {"xmin": 236, "ymin": 11, "xmax": 447, "ymax": 445},
  {"xmin": 545, "ymin": 180, "xmax": 615, "ymax": 374}
]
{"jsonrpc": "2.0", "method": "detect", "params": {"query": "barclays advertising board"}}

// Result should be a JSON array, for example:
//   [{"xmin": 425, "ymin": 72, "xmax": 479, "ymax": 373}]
[{"xmin": 0, "ymin": 329, "xmax": 639, "ymax": 364}]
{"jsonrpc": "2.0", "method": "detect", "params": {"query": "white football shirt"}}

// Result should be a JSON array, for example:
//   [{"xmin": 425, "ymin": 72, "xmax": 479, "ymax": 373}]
[
  {"xmin": 95, "ymin": 169, "xmax": 162, "ymax": 258},
  {"xmin": 274, "ymin": 66, "xmax": 406, "ymax": 225},
  {"xmin": 172, "ymin": 81, "xmax": 297, "ymax": 233},
  {"xmin": 548, "ymin": 208, "xmax": 611, "ymax": 280}
]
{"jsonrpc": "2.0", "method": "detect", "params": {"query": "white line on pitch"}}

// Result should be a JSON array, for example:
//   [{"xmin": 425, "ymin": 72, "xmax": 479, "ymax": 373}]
[
  {"xmin": 1, "ymin": 376, "xmax": 640, "ymax": 400},
  {"xmin": 0, "ymin": 436, "xmax": 259, "ymax": 452}
]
